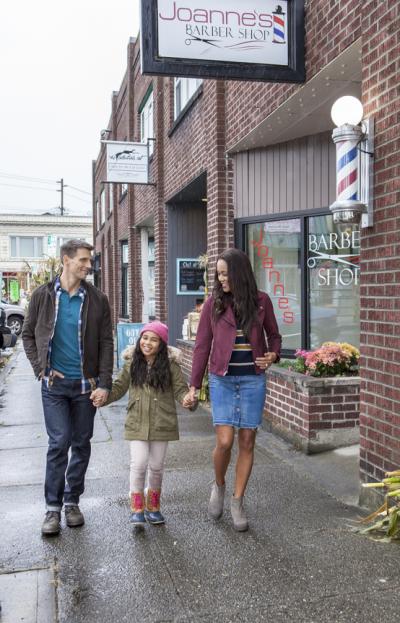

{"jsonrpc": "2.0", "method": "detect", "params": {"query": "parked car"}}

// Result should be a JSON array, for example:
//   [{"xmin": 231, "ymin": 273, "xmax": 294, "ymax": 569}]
[
  {"xmin": 0, "ymin": 305, "xmax": 17, "ymax": 349},
  {"xmin": 0, "ymin": 300, "xmax": 26, "ymax": 335}
]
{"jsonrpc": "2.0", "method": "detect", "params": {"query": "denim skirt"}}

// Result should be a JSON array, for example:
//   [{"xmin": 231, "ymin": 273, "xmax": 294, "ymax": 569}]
[{"xmin": 208, "ymin": 373, "xmax": 267, "ymax": 429}]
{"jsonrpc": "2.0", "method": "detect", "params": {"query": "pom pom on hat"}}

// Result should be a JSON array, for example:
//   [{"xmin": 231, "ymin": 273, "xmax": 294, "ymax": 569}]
[{"xmin": 140, "ymin": 321, "xmax": 169, "ymax": 344}]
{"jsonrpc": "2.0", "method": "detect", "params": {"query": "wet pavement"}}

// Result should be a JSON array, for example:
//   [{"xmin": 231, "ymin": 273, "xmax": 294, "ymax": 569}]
[{"xmin": 1, "ymin": 343, "xmax": 400, "ymax": 622}]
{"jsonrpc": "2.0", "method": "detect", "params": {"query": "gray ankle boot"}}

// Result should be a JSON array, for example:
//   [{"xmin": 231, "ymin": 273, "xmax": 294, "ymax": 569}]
[
  {"xmin": 230, "ymin": 496, "xmax": 248, "ymax": 531},
  {"xmin": 208, "ymin": 482, "xmax": 225, "ymax": 519}
]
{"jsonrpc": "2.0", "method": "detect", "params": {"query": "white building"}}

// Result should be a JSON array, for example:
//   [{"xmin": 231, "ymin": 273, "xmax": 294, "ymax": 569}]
[{"xmin": 0, "ymin": 213, "xmax": 93, "ymax": 300}]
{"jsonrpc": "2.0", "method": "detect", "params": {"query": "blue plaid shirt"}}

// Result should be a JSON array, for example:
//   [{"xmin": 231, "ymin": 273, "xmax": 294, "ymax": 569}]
[{"xmin": 44, "ymin": 277, "xmax": 97, "ymax": 394}]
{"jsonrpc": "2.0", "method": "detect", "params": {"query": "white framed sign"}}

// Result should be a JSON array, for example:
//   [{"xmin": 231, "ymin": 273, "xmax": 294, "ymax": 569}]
[
  {"xmin": 141, "ymin": 0, "xmax": 305, "ymax": 83},
  {"xmin": 103, "ymin": 141, "xmax": 149, "ymax": 185}
]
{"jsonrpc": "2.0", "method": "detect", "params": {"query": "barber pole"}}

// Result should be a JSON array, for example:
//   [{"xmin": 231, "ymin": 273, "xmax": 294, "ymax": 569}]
[
  {"xmin": 330, "ymin": 124, "xmax": 366, "ymax": 224},
  {"xmin": 273, "ymin": 5, "xmax": 286, "ymax": 43}
]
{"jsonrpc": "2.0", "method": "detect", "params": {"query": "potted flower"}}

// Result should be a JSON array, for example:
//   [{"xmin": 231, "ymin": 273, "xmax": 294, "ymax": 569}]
[{"xmin": 265, "ymin": 342, "xmax": 361, "ymax": 454}]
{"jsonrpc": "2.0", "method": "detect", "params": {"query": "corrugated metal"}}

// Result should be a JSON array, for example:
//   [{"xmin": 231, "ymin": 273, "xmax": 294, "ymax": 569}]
[
  {"xmin": 167, "ymin": 204, "xmax": 207, "ymax": 346},
  {"xmin": 234, "ymin": 132, "xmax": 336, "ymax": 218}
]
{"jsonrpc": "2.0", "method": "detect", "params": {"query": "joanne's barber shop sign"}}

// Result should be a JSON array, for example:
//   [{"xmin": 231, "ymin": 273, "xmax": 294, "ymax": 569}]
[{"xmin": 140, "ymin": 0, "xmax": 305, "ymax": 83}]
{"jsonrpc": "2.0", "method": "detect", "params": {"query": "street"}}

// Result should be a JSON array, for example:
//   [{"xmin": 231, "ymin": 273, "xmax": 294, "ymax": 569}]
[{"xmin": 1, "ymin": 343, "xmax": 399, "ymax": 623}]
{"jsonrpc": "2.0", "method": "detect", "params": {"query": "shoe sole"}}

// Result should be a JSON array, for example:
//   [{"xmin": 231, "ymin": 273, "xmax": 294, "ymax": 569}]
[
  {"xmin": 65, "ymin": 521, "xmax": 85, "ymax": 528},
  {"xmin": 41, "ymin": 528, "xmax": 60, "ymax": 536}
]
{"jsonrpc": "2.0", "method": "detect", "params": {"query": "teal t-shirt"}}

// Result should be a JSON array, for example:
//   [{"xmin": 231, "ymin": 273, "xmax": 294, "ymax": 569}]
[{"xmin": 50, "ymin": 290, "xmax": 82, "ymax": 378}]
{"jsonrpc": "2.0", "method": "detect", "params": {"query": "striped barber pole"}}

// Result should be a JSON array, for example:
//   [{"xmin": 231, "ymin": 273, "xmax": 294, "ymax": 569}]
[
  {"xmin": 273, "ymin": 6, "xmax": 286, "ymax": 44},
  {"xmin": 336, "ymin": 140, "xmax": 359, "ymax": 201}
]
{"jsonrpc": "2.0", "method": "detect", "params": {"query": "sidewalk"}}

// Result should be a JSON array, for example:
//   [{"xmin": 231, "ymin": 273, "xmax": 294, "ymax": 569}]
[{"xmin": 1, "ymin": 343, "xmax": 399, "ymax": 623}]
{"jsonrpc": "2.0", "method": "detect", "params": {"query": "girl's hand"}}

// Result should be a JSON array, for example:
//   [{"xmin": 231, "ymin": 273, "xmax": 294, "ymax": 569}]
[{"xmin": 255, "ymin": 352, "xmax": 277, "ymax": 371}]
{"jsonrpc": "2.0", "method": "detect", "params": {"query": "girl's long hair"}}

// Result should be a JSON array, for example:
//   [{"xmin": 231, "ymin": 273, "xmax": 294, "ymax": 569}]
[
  {"xmin": 212, "ymin": 248, "xmax": 259, "ymax": 338},
  {"xmin": 130, "ymin": 338, "xmax": 172, "ymax": 391}
]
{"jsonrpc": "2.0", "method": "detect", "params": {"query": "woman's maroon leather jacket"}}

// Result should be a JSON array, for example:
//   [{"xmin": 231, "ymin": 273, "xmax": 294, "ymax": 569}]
[{"xmin": 190, "ymin": 291, "xmax": 282, "ymax": 388}]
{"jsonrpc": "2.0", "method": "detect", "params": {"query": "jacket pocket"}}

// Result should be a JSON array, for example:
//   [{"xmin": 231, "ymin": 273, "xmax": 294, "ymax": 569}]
[
  {"xmin": 125, "ymin": 396, "xmax": 141, "ymax": 432},
  {"xmin": 154, "ymin": 398, "xmax": 177, "ymax": 432}
]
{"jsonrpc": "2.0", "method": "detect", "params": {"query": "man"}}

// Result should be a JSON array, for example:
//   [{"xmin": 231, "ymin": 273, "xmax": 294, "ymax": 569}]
[{"xmin": 22, "ymin": 240, "xmax": 113, "ymax": 536}]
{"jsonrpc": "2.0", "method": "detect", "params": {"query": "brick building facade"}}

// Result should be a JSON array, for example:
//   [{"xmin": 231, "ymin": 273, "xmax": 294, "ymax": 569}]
[{"xmin": 93, "ymin": 1, "xmax": 400, "ymax": 493}]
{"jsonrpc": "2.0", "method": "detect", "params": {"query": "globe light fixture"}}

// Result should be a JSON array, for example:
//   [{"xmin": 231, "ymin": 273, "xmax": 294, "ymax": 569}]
[
  {"xmin": 331, "ymin": 96, "xmax": 364, "ymax": 127},
  {"xmin": 329, "ymin": 96, "xmax": 373, "ymax": 228}
]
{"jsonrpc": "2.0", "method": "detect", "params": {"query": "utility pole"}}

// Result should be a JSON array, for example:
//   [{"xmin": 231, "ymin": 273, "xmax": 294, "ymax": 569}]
[{"xmin": 57, "ymin": 178, "xmax": 64, "ymax": 216}]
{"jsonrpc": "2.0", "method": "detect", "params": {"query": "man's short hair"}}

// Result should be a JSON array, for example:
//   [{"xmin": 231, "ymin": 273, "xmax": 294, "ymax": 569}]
[{"xmin": 60, "ymin": 239, "xmax": 94, "ymax": 262}]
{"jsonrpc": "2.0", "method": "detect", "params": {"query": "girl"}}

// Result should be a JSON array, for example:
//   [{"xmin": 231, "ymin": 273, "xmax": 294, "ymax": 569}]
[
  {"xmin": 184, "ymin": 249, "xmax": 281, "ymax": 531},
  {"xmin": 92, "ymin": 321, "xmax": 195, "ymax": 527}
]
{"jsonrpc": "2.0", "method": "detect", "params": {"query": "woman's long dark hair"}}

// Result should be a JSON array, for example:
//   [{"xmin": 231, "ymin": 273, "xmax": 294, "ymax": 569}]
[
  {"xmin": 130, "ymin": 338, "xmax": 172, "ymax": 391},
  {"xmin": 212, "ymin": 248, "xmax": 259, "ymax": 338}
]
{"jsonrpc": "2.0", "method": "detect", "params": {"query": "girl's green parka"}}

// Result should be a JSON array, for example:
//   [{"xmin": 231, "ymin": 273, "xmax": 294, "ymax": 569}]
[{"xmin": 105, "ymin": 345, "xmax": 189, "ymax": 442}]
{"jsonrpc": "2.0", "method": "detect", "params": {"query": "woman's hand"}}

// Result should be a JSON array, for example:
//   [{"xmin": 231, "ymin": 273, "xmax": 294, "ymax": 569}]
[
  {"xmin": 255, "ymin": 352, "xmax": 277, "ymax": 371},
  {"xmin": 182, "ymin": 386, "xmax": 197, "ymax": 408}
]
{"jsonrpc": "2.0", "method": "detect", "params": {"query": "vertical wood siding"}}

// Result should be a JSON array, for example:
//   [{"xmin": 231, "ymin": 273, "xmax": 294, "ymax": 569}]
[{"xmin": 234, "ymin": 132, "xmax": 336, "ymax": 218}]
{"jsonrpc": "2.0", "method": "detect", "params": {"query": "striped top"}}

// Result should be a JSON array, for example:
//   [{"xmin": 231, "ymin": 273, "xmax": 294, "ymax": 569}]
[{"xmin": 226, "ymin": 328, "xmax": 256, "ymax": 376}]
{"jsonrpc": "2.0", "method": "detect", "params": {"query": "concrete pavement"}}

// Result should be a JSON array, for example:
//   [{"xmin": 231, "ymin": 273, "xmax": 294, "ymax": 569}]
[{"xmin": 1, "ymin": 343, "xmax": 399, "ymax": 622}]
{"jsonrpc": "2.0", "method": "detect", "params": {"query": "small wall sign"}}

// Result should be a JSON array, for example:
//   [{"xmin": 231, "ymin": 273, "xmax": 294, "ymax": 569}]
[{"xmin": 176, "ymin": 258, "xmax": 206, "ymax": 295}]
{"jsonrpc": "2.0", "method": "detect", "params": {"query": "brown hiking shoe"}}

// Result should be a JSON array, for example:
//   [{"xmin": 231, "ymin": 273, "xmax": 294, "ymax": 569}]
[
  {"xmin": 64, "ymin": 505, "xmax": 85, "ymax": 527},
  {"xmin": 41, "ymin": 511, "xmax": 61, "ymax": 536}
]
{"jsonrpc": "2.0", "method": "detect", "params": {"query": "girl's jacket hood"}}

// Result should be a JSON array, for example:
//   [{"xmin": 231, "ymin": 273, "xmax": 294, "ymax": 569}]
[{"xmin": 121, "ymin": 344, "xmax": 182, "ymax": 364}]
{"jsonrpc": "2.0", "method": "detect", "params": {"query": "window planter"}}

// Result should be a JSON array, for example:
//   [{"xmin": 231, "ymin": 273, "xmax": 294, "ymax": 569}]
[{"xmin": 265, "ymin": 365, "xmax": 360, "ymax": 454}]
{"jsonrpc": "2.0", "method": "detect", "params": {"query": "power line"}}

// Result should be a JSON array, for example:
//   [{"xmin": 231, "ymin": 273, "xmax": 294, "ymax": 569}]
[
  {"xmin": 0, "ymin": 182, "xmax": 58, "ymax": 192},
  {"xmin": 66, "ymin": 185, "xmax": 91, "ymax": 195},
  {"xmin": 64, "ymin": 193, "xmax": 92, "ymax": 204},
  {"xmin": 0, "ymin": 171, "xmax": 57, "ymax": 184}
]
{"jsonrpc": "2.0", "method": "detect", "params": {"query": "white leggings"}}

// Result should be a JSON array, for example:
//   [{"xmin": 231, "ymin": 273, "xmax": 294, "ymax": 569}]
[{"xmin": 129, "ymin": 440, "xmax": 169, "ymax": 493}]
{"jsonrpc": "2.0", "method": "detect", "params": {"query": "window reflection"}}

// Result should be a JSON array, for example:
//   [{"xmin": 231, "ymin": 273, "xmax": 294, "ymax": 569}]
[
  {"xmin": 308, "ymin": 215, "xmax": 360, "ymax": 348},
  {"xmin": 246, "ymin": 220, "xmax": 301, "ymax": 350}
]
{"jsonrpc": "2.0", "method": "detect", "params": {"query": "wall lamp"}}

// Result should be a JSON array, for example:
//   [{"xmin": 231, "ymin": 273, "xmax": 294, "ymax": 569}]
[{"xmin": 330, "ymin": 96, "xmax": 374, "ymax": 228}]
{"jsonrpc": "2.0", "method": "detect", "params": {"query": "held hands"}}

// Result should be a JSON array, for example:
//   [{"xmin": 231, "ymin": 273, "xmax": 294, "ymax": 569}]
[
  {"xmin": 255, "ymin": 352, "xmax": 278, "ymax": 371},
  {"xmin": 90, "ymin": 388, "xmax": 109, "ymax": 408},
  {"xmin": 182, "ymin": 387, "xmax": 198, "ymax": 410}
]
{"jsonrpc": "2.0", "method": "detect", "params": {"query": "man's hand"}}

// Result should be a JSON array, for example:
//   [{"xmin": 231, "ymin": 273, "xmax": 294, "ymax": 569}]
[
  {"xmin": 255, "ymin": 352, "xmax": 278, "ymax": 371},
  {"xmin": 90, "ymin": 388, "xmax": 109, "ymax": 408}
]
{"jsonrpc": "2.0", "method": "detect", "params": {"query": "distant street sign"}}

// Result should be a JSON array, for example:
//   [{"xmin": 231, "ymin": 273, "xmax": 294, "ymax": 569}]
[{"xmin": 116, "ymin": 323, "xmax": 145, "ymax": 368}]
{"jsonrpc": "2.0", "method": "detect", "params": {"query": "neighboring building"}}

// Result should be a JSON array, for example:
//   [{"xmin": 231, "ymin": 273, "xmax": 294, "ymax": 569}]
[
  {"xmin": 93, "ymin": 2, "xmax": 399, "ymax": 492},
  {"xmin": 0, "ymin": 213, "xmax": 93, "ymax": 300}
]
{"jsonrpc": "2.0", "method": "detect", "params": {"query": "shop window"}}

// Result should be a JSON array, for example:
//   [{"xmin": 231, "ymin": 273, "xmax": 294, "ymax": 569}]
[
  {"xmin": 100, "ymin": 188, "xmax": 105, "ymax": 225},
  {"xmin": 120, "ymin": 183, "xmax": 128, "ymax": 200},
  {"xmin": 121, "ymin": 241, "xmax": 129, "ymax": 318},
  {"xmin": 147, "ymin": 237, "xmax": 155, "ymax": 319},
  {"xmin": 174, "ymin": 77, "xmax": 202, "ymax": 119},
  {"xmin": 244, "ymin": 213, "xmax": 360, "ymax": 353},
  {"xmin": 140, "ymin": 89, "xmax": 154, "ymax": 156},
  {"xmin": 108, "ymin": 184, "xmax": 113, "ymax": 215},
  {"xmin": 10, "ymin": 236, "xmax": 43, "ymax": 259},
  {"xmin": 247, "ymin": 220, "xmax": 302, "ymax": 351},
  {"xmin": 308, "ymin": 215, "xmax": 360, "ymax": 349}
]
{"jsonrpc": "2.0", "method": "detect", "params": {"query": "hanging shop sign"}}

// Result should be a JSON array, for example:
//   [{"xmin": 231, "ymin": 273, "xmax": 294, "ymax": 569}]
[
  {"xmin": 176, "ymin": 258, "xmax": 206, "ymax": 295},
  {"xmin": 140, "ymin": 0, "xmax": 305, "ymax": 83},
  {"xmin": 103, "ymin": 141, "xmax": 149, "ymax": 185}
]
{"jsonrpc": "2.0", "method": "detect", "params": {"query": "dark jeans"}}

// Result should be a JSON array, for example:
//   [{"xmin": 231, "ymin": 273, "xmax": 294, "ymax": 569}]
[{"xmin": 41, "ymin": 377, "xmax": 96, "ymax": 511}]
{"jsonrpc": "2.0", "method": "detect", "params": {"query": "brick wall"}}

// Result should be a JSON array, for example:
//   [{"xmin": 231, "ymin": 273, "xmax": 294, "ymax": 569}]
[
  {"xmin": 266, "ymin": 367, "xmax": 360, "ymax": 453},
  {"xmin": 92, "ymin": 2, "xmax": 400, "ymax": 481},
  {"xmin": 359, "ymin": 0, "xmax": 400, "ymax": 484}
]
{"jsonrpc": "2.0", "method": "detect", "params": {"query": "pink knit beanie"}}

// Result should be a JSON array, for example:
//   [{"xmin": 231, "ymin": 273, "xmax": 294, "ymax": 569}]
[{"xmin": 140, "ymin": 321, "xmax": 169, "ymax": 344}]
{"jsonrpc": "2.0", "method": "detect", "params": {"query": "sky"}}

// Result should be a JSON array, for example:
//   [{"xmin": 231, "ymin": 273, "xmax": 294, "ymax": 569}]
[{"xmin": 0, "ymin": 0, "xmax": 140, "ymax": 217}]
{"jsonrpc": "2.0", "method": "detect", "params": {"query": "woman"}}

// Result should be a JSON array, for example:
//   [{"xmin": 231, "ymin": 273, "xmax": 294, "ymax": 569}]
[{"xmin": 185, "ymin": 249, "xmax": 281, "ymax": 531}]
